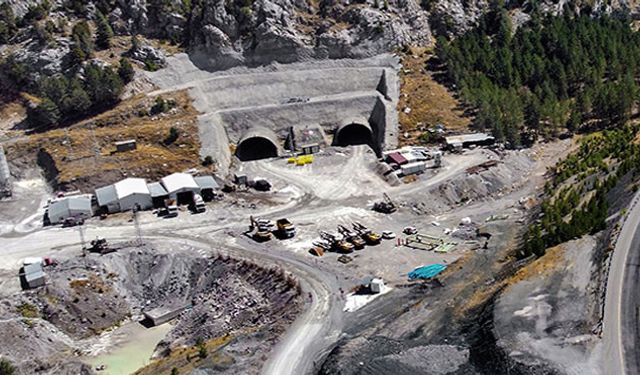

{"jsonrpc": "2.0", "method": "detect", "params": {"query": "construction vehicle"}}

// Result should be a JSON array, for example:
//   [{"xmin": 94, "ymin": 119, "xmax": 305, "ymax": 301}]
[
  {"xmin": 337, "ymin": 225, "xmax": 366, "ymax": 250},
  {"xmin": 320, "ymin": 231, "xmax": 354, "ymax": 253},
  {"xmin": 88, "ymin": 237, "xmax": 115, "ymax": 254},
  {"xmin": 250, "ymin": 216, "xmax": 273, "ymax": 242},
  {"xmin": 309, "ymin": 247, "xmax": 325, "ymax": 257},
  {"xmin": 276, "ymin": 218, "xmax": 296, "ymax": 238},
  {"xmin": 192, "ymin": 193, "xmax": 206, "ymax": 213},
  {"xmin": 373, "ymin": 193, "xmax": 397, "ymax": 214},
  {"xmin": 162, "ymin": 199, "xmax": 178, "ymax": 218},
  {"xmin": 352, "ymin": 222, "xmax": 382, "ymax": 245}
]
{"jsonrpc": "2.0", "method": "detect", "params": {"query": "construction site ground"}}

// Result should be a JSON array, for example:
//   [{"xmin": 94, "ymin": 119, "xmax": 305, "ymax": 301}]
[{"xmin": 0, "ymin": 132, "xmax": 572, "ymax": 374}]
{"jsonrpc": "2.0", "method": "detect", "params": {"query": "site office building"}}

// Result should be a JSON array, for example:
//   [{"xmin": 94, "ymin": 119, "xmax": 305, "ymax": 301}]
[
  {"xmin": 95, "ymin": 178, "xmax": 153, "ymax": 214},
  {"xmin": 161, "ymin": 173, "xmax": 201, "ymax": 205}
]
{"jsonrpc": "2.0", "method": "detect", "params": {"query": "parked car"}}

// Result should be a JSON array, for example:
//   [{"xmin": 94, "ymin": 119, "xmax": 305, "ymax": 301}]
[
  {"xmin": 403, "ymin": 226, "xmax": 418, "ymax": 235},
  {"xmin": 382, "ymin": 231, "xmax": 396, "ymax": 239}
]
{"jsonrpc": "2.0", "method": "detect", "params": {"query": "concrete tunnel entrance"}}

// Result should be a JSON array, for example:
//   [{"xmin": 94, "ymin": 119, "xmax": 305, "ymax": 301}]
[
  {"xmin": 236, "ymin": 137, "xmax": 279, "ymax": 161},
  {"xmin": 334, "ymin": 122, "xmax": 373, "ymax": 147},
  {"xmin": 236, "ymin": 127, "xmax": 281, "ymax": 161}
]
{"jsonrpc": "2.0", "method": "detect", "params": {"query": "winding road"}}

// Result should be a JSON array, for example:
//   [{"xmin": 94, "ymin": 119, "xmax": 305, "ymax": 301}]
[
  {"xmin": 0, "ymin": 206, "xmax": 342, "ymax": 375},
  {"xmin": 603, "ymin": 190, "xmax": 640, "ymax": 375}
]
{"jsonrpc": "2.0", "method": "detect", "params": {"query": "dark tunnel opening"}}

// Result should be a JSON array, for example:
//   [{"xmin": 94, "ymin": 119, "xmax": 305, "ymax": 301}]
[
  {"xmin": 236, "ymin": 137, "xmax": 279, "ymax": 161},
  {"xmin": 334, "ymin": 123, "xmax": 373, "ymax": 147}
]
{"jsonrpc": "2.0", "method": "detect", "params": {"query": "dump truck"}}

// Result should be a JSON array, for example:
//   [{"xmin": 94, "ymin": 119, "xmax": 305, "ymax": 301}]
[
  {"xmin": 320, "ymin": 231, "xmax": 354, "ymax": 253},
  {"xmin": 162, "ymin": 199, "xmax": 178, "ymax": 218},
  {"xmin": 276, "ymin": 218, "xmax": 296, "ymax": 238},
  {"xmin": 353, "ymin": 222, "xmax": 382, "ymax": 245},
  {"xmin": 373, "ymin": 193, "xmax": 397, "ymax": 214},
  {"xmin": 338, "ymin": 225, "xmax": 365, "ymax": 250},
  {"xmin": 192, "ymin": 193, "xmax": 206, "ymax": 213}
]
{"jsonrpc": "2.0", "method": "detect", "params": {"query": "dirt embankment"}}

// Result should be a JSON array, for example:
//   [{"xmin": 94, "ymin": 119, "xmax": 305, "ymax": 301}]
[
  {"xmin": 4, "ymin": 90, "xmax": 205, "ymax": 192},
  {"xmin": 397, "ymin": 47, "xmax": 471, "ymax": 146},
  {"xmin": 0, "ymin": 243, "xmax": 302, "ymax": 375}
]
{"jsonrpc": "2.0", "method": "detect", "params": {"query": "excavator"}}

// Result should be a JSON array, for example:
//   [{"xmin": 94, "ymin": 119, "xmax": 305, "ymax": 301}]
[
  {"xmin": 337, "ymin": 225, "xmax": 366, "ymax": 250},
  {"xmin": 352, "ymin": 222, "xmax": 382, "ymax": 245},
  {"xmin": 320, "ymin": 231, "xmax": 354, "ymax": 253},
  {"xmin": 250, "ymin": 216, "xmax": 273, "ymax": 242},
  {"xmin": 373, "ymin": 193, "xmax": 397, "ymax": 214}
]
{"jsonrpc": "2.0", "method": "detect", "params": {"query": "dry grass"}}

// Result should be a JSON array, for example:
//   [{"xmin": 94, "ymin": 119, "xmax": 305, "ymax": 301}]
[
  {"xmin": 397, "ymin": 46, "xmax": 471, "ymax": 146},
  {"xmin": 453, "ymin": 243, "xmax": 565, "ymax": 318},
  {"xmin": 135, "ymin": 334, "xmax": 234, "ymax": 375},
  {"xmin": 6, "ymin": 90, "xmax": 205, "ymax": 191},
  {"xmin": 506, "ymin": 245, "xmax": 564, "ymax": 287},
  {"xmin": 69, "ymin": 274, "xmax": 111, "ymax": 293},
  {"xmin": 0, "ymin": 101, "xmax": 26, "ymax": 136}
]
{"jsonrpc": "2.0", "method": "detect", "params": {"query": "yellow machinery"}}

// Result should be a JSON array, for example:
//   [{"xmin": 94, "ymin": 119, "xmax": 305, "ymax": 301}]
[
  {"xmin": 338, "ymin": 225, "xmax": 366, "ymax": 250},
  {"xmin": 319, "ymin": 231, "xmax": 354, "ymax": 253},
  {"xmin": 352, "ymin": 222, "xmax": 382, "ymax": 245},
  {"xmin": 287, "ymin": 155, "xmax": 314, "ymax": 166}
]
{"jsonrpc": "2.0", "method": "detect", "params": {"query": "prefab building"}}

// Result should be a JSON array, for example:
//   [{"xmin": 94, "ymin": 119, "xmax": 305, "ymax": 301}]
[
  {"xmin": 113, "ymin": 178, "xmax": 152, "ymax": 212},
  {"xmin": 143, "ymin": 305, "xmax": 189, "ymax": 326},
  {"xmin": 194, "ymin": 175, "xmax": 219, "ymax": 201},
  {"xmin": 95, "ymin": 185, "xmax": 119, "ymax": 213},
  {"xmin": 95, "ymin": 178, "xmax": 153, "ymax": 213},
  {"xmin": 386, "ymin": 152, "xmax": 408, "ymax": 166},
  {"xmin": 161, "ymin": 173, "xmax": 200, "ymax": 205},
  {"xmin": 147, "ymin": 182, "xmax": 169, "ymax": 208},
  {"xmin": 47, "ymin": 195, "xmax": 93, "ymax": 224},
  {"xmin": 20, "ymin": 262, "xmax": 45, "ymax": 289},
  {"xmin": 401, "ymin": 161, "xmax": 426, "ymax": 176}
]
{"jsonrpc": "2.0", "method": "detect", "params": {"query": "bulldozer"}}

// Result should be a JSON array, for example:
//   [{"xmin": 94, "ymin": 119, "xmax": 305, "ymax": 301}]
[
  {"xmin": 352, "ymin": 222, "xmax": 382, "ymax": 245},
  {"xmin": 373, "ymin": 193, "xmax": 397, "ymax": 214},
  {"xmin": 320, "ymin": 231, "xmax": 354, "ymax": 253},
  {"xmin": 337, "ymin": 225, "xmax": 366, "ymax": 250}
]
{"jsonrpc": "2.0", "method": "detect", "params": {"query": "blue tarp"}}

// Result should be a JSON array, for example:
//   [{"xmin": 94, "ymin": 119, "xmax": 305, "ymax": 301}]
[{"xmin": 408, "ymin": 264, "xmax": 447, "ymax": 280}]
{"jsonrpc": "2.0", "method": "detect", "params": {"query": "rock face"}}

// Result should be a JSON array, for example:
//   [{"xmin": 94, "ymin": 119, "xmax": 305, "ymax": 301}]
[{"xmin": 103, "ymin": 0, "xmax": 433, "ymax": 70}]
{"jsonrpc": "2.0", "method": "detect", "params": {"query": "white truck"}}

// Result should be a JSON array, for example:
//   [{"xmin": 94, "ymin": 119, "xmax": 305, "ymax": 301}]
[{"xmin": 193, "ymin": 194, "xmax": 206, "ymax": 213}]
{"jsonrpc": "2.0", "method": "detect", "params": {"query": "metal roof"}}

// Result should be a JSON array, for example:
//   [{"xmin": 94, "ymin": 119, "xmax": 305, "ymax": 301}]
[
  {"xmin": 194, "ymin": 175, "xmax": 219, "ymax": 190},
  {"xmin": 95, "ymin": 185, "xmax": 117, "ymax": 206},
  {"xmin": 387, "ymin": 152, "xmax": 407, "ymax": 165},
  {"xmin": 161, "ymin": 173, "xmax": 199, "ymax": 194},
  {"xmin": 445, "ymin": 133, "xmax": 494, "ymax": 145},
  {"xmin": 147, "ymin": 182, "xmax": 168, "ymax": 197},
  {"xmin": 114, "ymin": 178, "xmax": 150, "ymax": 199},
  {"xmin": 24, "ymin": 262, "xmax": 44, "ymax": 282},
  {"xmin": 48, "ymin": 195, "xmax": 92, "ymax": 218}
]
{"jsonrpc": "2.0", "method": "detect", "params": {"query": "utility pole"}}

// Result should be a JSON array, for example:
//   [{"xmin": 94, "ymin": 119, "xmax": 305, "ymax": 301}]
[
  {"xmin": 90, "ymin": 124, "xmax": 100, "ymax": 167},
  {"xmin": 133, "ymin": 204, "xmax": 142, "ymax": 246},
  {"xmin": 78, "ymin": 220, "xmax": 86, "ymax": 256}
]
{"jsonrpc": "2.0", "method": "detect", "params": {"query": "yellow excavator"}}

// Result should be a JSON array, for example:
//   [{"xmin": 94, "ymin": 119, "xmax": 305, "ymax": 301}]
[
  {"xmin": 250, "ymin": 216, "xmax": 273, "ymax": 242},
  {"xmin": 353, "ymin": 222, "xmax": 381, "ymax": 245},
  {"xmin": 338, "ymin": 225, "xmax": 366, "ymax": 250},
  {"xmin": 320, "ymin": 231, "xmax": 354, "ymax": 253}
]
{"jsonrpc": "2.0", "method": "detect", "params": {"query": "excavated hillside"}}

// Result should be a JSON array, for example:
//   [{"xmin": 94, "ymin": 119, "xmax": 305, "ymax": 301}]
[{"xmin": 0, "ymin": 243, "xmax": 302, "ymax": 375}]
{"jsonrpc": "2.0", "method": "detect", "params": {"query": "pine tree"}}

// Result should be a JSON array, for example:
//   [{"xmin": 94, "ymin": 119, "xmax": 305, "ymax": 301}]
[
  {"xmin": 71, "ymin": 21, "xmax": 93, "ymax": 62},
  {"xmin": 28, "ymin": 98, "xmax": 60, "ymax": 128},
  {"xmin": 95, "ymin": 11, "xmax": 113, "ymax": 50},
  {"xmin": 118, "ymin": 57, "xmax": 135, "ymax": 83}
]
